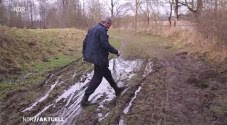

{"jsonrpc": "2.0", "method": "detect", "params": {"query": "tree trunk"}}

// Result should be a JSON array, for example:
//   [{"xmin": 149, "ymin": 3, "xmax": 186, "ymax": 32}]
[
  {"xmin": 191, "ymin": 0, "xmax": 194, "ymax": 9},
  {"xmin": 145, "ymin": 0, "xmax": 150, "ymax": 26},
  {"xmin": 214, "ymin": 0, "xmax": 218, "ymax": 14},
  {"xmin": 168, "ymin": 0, "xmax": 172, "ymax": 26},
  {"xmin": 29, "ymin": 0, "xmax": 34, "ymax": 28},
  {"xmin": 174, "ymin": 0, "xmax": 179, "ymax": 26},
  {"xmin": 111, "ymin": 0, "xmax": 114, "ymax": 18},
  {"xmin": 135, "ymin": 0, "xmax": 140, "ymax": 30},
  {"xmin": 82, "ymin": 0, "xmax": 85, "ymax": 16},
  {"xmin": 196, "ymin": 0, "xmax": 203, "ymax": 18}
]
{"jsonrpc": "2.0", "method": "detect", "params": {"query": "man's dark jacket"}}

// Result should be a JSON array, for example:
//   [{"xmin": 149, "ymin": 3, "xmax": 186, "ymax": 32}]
[{"xmin": 82, "ymin": 23, "xmax": 118, "ymax": 67}]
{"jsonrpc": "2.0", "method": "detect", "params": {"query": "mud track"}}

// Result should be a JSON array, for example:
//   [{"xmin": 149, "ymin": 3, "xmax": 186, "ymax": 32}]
[
  {"xmin": 122, "ymin": 54, "xmax": 227, "ymax": 125},
  {"xmin": 0, "ymin": 39, "xmax": 222, "ymax": 125},
  {"xmin": 19, "ymin": 51, "xmax": 227, "ymax": 125}
]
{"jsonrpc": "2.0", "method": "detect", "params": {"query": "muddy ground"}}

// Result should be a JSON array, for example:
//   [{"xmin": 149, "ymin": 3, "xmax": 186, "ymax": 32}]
[
  {"xmin": 1, "ymin": 31, "xmax": 227, "ymax": 125},
  {"xmin": 72, "ymin": 53, "xmax": 227, "ymax": 125}
]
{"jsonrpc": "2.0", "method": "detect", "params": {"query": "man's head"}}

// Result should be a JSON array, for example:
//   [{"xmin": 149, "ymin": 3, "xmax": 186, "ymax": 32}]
[{"xmin": 100, "ymin": 17, "xmax": 112, "ymax": 29}]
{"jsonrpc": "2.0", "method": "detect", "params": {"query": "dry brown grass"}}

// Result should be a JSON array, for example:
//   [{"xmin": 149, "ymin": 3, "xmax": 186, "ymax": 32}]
[
  {"xmin": 0, "ymin": 25, "xmax": 86, "ymax": 75},
  {"xmin": 197, "ymin": 10, "xmax": 227, "ymax": 44},
  {"xmin": 162, "ymin": 26, "xmax": 227, "ymax": 62}
]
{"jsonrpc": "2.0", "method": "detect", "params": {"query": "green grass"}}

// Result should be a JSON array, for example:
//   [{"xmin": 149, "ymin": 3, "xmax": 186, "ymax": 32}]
[
  {"xmin": 109, "ymin": 34, "xmax": 121, "ymax": 59},
  {"xmin": 0, "ymin": 26, "xmax": 85, "ymax": 74},
  {"xmin": 0, "ymin": 27, "xmax": 122, "ymax": 102},
  {"xmin": 212, "ymin": 96, "xmax": 227, "ymax": 116},
  {"xmin": 109, "ymin": 29, "xmax": 174, "ymax": 59},
  {"xmin": 0, "ymin": 54, "xmax": 80, "ymax": 98},
  {"xmin": 0, "ymin": 26, "xmax": 86, "ymax": 101},
  {"xmin": 32, "ymin": 55, "xmax": 75, "ymax": 73},
  {"xmin": 0, "ymin": 81, "xmax": 13, "ymax": 91}
]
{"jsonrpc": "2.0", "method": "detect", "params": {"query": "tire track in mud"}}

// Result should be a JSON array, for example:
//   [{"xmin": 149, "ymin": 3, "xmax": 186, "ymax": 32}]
[
  {"xmin": 122, "ymin": 53, "xmax": 226, "ymax": 125},
  {"xmin": 91, "ymin": 58, "xmax": 159, "ymax": 125},
  {"xmin": 119, "ymin": 59, "xmax": 153, "ymax": 125},
  {"xmin": 20, "ymin": 52, "xmax": 226, "ymax": 125}
]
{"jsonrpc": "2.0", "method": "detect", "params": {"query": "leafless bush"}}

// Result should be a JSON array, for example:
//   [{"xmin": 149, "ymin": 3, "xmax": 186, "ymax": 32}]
[{"xmin": 196, "ymin": 9, "xmax": 227, "ymax": 46}]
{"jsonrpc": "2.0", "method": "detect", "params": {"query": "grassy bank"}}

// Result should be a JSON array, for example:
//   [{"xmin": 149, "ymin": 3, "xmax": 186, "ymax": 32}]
[
  {"xmin": 0, "ymin": 26, "xmax": 121, "ymax": 124},
  {"xmin": 0, "ymin": 26, "xmax": 88, "ymax": 100},
  {"xmin": 162, "ymin": 27, "xmax": 227, "ymax": 62},
  {"xmin": 0, "ymin": 25, "xmax": 85, "ymax": 75},
  {"xmin": 0, "ymin": 26, "xmax": 122, "ymax": 99}
]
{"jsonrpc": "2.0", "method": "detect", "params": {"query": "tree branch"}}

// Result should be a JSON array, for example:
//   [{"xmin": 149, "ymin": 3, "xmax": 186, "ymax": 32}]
[{"xmin": 178, "ymin": 0, "xmax": 196, "ymax": 13}]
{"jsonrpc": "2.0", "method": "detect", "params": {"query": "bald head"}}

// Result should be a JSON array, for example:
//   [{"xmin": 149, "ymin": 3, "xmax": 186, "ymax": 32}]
[
  {"xmin": 100, "ymin": 17, "xmax": 112, "ymax": 29},
  {"xmin": 100, "ymin": 17, "xmax": 112, "ymax": 24}
]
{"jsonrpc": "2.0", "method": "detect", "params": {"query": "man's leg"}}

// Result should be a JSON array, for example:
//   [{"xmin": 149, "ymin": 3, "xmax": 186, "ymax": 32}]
[
  {"xmin": 103, "ymin": 67, "xmax": 118, "ymax": 89},
  {"xmin": 81, "ymin": 65, "xmax": 103, "ymax": 106},
  {"xmin": 103, "ymin": 67, "xmax": 125, "ymax": 96}
]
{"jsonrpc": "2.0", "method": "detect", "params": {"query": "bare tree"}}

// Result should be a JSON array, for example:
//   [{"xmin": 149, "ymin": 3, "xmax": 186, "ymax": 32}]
[
  {"xmin": 110, "ymin": 0, "xmax": 114, "ymax": 18},
  {"xmin": 104, "ymin": 0, "xmax": 116, "ymax": 18},
  {"xmin": 214, "ymin": 0, "xmax": 218, "ymax": 14},
  {"xmin": 141, "ymin": 0, "xmax": 159, "ymax": 27},
  {"xmin": 132, "ymin": 0, "xmax": 142, "ymax": 30},
  {"xmin": 82, "ymin": 0, "xmax": 85, "ymax": 17},
  {"xmin": 28, "ymin": 0, "xmax": 35, "ymax": 28},
  {"xmin": 0, "ymin": 0, "xmax": 5, "ymax": 24},
  {"xmin": 141, "ymin": 0, "xmax": 151, "ymax": 26},
  {"xmin": 87, "ymin": 0, "xmax": 103, "ymax": 25},
  {"xmin": 174, "ymin": 0, "xmax": 179, "ymax": 26},
  {"xmin": 39, "ymin": 0, "xmax": 47, "ymax": 28},
  {"xmin": 178, "ymin": 0, "xmax": 203, "ymax": 18},
  {"xmin": 168, "ymin": 0, "xmax": 173, "ymax": 26}
]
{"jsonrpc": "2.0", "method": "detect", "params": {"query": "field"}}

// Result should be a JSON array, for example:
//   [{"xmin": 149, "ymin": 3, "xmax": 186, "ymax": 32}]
[{"xmin": 0, "ymin": 27, "xmax": 226, "ymax": 125}]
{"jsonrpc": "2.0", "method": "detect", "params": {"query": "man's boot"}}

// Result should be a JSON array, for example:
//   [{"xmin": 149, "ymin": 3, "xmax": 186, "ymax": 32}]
[
  {"xmin": 115, "ymin": 86, "xmax": 125, "ymax": 96},
  {"xmin": 80, "ymin": 94, "xmax": 90, "ymax": 107}
]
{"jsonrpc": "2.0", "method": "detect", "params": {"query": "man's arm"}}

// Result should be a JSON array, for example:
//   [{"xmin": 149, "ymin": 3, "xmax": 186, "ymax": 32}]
[
  {"xmin": 99, "ymin": 30, "xmax": 118, "ymax": 55},
  {"xmin": 82, "ymin": 30, "xmax": 90, "ymax": 55}
]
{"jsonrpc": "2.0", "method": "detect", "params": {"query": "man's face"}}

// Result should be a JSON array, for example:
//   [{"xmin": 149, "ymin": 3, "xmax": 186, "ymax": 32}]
[{"xmin": 106, "ymin": 22, "xmax": 112, "ymax": 29}]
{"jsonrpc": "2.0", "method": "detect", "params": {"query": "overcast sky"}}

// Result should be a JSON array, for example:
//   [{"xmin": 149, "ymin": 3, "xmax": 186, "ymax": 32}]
[{"xmin": 5, "ymin": 0, "xmax": 188, "ymax": 17}]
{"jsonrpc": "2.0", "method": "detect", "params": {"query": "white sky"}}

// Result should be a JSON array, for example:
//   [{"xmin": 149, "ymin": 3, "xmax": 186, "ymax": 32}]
[{"xmin": 4, "ymin": 0, "xmax": 188, "ymax": 17}]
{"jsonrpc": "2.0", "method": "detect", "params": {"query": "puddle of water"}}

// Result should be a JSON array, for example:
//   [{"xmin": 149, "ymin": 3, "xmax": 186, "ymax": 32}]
[
  {"xmin": 34, "ymin": 104, "xmax": 53, "ymax": 117},
  {"xmin": 44, "ymin": 74, "xmax": 54, "ymax": 86},
  {"xmin": 119, "ymin": 119, "xmax": 126, "ymax": 125},
  {"xmin": 112, "ymin": 58, "xmax": 142, "ymax": 82},
  {"xmin": 71, "ymin": 72, "xmax": 77, "ymax": 79},
  {"xmin": 55, "ymin": 72, "xmax": 93, "ymax": 103},
  {"xmin": 123, "ymin": 86, "xmax": 142, "ymax": 114},
  {"xmin": 22, "ymin": 76, "xmax": 60, "ymax": 112},
  {"xmin": 26, "ymin": 58, "xmax": 143, "ymax": 125},
  {"xmin": 98, "ymin": 112, "xmax": 109, "ymax": 122},
  {"xmin": 143, "ymin": 59, "xmax": 153, "ymax": 78},
  {"xmin": 89, "ymin": 58, "xmax": 142, "ymax": 122}
]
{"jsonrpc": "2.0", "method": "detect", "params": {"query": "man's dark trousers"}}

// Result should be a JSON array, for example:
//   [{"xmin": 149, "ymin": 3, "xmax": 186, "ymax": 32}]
[{"xmin": 85, "ymin": 64, "xmax": 118, "ymax": 97}]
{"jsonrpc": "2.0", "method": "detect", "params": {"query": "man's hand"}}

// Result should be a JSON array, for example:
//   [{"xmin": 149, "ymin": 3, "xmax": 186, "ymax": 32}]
[
  {"xmin": 117, "ymin": 51, "xmax": 121, "ymax": 56},
  {"xmin": 82, "ymin": 57, "xmax": 85, "ymax": 62}
]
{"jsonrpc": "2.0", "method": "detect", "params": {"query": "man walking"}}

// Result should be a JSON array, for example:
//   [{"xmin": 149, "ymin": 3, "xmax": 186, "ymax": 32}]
[{"xmin": 81, "ymin": 17, "xmax": 124, "ymax": 107}]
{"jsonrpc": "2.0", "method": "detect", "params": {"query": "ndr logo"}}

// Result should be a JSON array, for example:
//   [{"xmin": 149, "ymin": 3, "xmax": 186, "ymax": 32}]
[{"xmin": 12, "ymin": 6, "xmax": 26, "ymax": 13}]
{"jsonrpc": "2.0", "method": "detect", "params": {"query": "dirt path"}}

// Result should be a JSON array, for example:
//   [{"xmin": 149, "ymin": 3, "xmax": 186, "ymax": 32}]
[
  {"xmin": 111, "ymin": 32, "xmax": 227, "ymax": 125},
  {"xmin": 8, "ymin": 31, "xmax": 226, "ymax": 125},
  {"xmin": 72, "ymin": 51, "xmax": 226, "ymax": 125},
  {"xmin": 124, "ymin": 53, "xmax": 225, "ymax": 125},
  {"xmin": 64, "ymin": 32, "xmax": 226, "ymax": 125}
]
